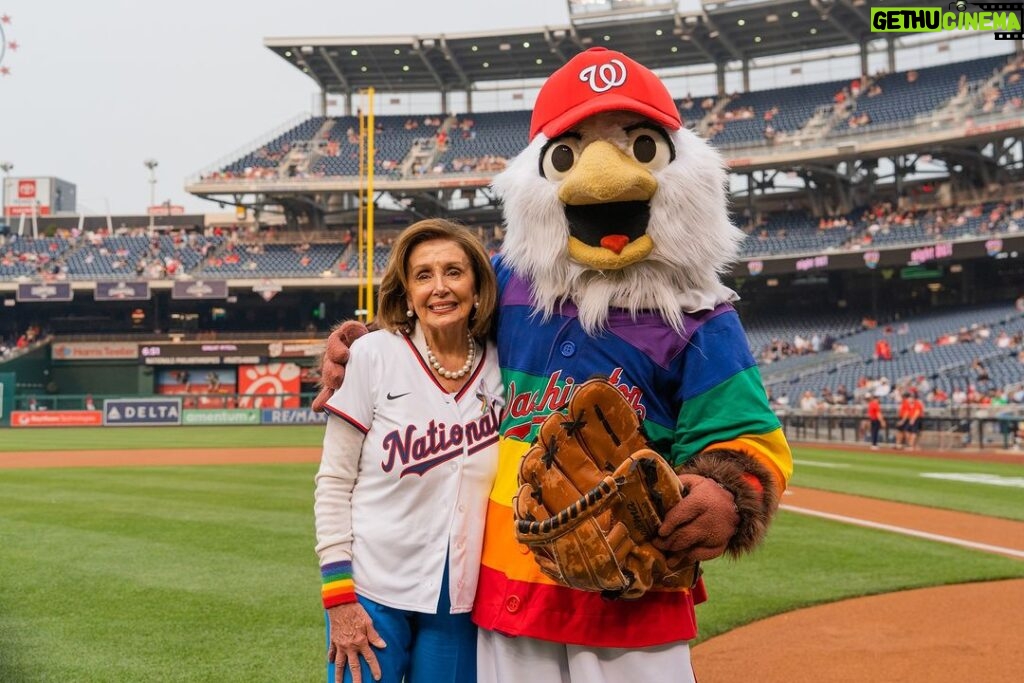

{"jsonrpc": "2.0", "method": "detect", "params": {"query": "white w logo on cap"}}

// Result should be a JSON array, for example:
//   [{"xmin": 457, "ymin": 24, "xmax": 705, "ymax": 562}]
[{"xmin": 579, "ymin": 59, "xmax": 627, "ymax": 93}]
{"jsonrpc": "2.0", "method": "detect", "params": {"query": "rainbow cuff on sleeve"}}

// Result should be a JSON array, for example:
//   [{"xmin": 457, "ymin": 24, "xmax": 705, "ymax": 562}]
[{"xmin": 320, "ymin": 560, "xmax": 357, "ymax": 608}]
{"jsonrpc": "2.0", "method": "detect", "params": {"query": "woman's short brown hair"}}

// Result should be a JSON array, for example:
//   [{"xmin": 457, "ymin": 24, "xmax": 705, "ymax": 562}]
[{"xmin": 376, "ymin": 218, "xmax": 497, "ymax": 339}]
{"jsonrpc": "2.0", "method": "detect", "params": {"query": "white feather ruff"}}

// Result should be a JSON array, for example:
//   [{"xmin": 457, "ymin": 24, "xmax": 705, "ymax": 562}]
[{"xmin": 494, "ymin": 114, "xmax": 741, "ymax": 334}]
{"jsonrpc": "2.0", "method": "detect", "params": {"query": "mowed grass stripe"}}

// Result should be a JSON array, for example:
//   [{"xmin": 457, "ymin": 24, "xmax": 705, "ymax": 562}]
[
  {"xmin": 791, "ymin": 446, "xmax": 1024, "ymax": 521},
  {"xmin": 0, "ymin": 425, "xmax": 327, "ymax": 451},
  {"xmin": 697, "ymin": 510, "xmax": 1024, "ymax": 641}
]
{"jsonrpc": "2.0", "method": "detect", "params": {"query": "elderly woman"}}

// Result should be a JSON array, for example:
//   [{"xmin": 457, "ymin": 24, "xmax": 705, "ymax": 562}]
[{"xmin": 315, "ymin": 219, "xmax": 502, "ymax": 683}]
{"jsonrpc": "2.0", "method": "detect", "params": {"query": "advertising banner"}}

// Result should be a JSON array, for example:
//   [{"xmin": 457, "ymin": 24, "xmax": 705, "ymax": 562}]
[
  {"xmin": 171, "ymin": 280, "xmax": 228, "ymax": 300},
  {"xmin": 3, "ymin": 177, "xmax": 51, "ymax": 217},
  {"xmin": 238, "ymin": 363, "xmax": 301, "ymax": 408},
  {"xmin": 103, "ymin": 398, "xmax": 182, "ymax": 426},
  {"xmin": 260, "ymin": 408, "xmax": 328, "ymax": 425},
  {"xmin": 94, "ymin": 281, "xmax": 151, "ymax": 302},
  {"xmin": 181, "ymin": 409, "xmax": 260, "ymax": 425},
  {"xmin": 51, "ymin": 341, "xmax": 139, "ymax": 361},
  {"xmin": 268, "ymin": 340, "xmax": 325, "ymax": 359},
  {"xmin": 10, "ymin": 410, "xmax": 103, "ymax": 428},
  {"xmin": 16, "ymin": 282, "xmax": 73, "ymax": 302}
]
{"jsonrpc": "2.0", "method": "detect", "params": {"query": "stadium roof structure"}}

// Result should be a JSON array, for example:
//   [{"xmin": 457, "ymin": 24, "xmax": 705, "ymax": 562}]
[{"xmin": 264, "ymin": 0, "xmax": 939, "ymax": 96}]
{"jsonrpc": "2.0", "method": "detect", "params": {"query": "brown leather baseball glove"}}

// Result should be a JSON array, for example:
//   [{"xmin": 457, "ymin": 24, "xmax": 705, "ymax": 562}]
[{"xmin": 513, "ymin": 378, "xmax": 697, "ymax": 599}]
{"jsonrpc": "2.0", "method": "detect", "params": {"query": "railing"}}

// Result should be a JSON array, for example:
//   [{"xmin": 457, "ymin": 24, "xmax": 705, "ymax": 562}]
[
  {"xmin": 187, "ymin": 111, "xmax": 314, "ymax": 183},
  {"xmin": 777, "ymin": 407, "xmax": 1024, "ymax": 451}
]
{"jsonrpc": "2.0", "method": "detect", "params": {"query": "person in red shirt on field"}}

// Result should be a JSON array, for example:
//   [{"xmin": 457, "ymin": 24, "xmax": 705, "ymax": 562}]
[
  {"xmin": 906, "ymin": 393, "xmax": 926, "ymax": 450},
  {"xmin": 901, "ymin": 393, "xmax": 933, "ymax": 450},
  {"xmin": 867, "ymin": 396, "xmax": 886, "ymax": 450},
  {"xmin": 895, "ymin": 392, "xmax": 913, "ymax": 449}
]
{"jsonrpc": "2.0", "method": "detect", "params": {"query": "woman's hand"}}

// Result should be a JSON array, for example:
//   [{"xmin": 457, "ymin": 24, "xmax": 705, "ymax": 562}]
[{"xmin": 327, "ymin": 602, "xmax": 387, "ymax": 683}]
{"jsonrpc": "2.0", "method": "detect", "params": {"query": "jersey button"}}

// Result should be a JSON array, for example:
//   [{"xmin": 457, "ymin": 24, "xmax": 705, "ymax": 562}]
[
  {"xmin": 559, "ymin": 341, "xmax": 576, "ymax": 357},
  {"xmin": 505, "ymin": 595, "xmax": 521, "ymax": 613}
]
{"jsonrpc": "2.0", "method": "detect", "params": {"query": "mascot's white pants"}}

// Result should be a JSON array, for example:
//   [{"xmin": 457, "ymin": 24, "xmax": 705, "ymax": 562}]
[{"xmin": 477, "ymin": 629, "xmax": 696, "ymax": 683}]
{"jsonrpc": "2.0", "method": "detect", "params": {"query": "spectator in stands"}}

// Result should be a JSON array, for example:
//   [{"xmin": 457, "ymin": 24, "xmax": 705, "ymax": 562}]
[
  {"xmin": 874, "ymin": 337, "xmax": 892, "ymax": 361},
  {"xmin": 84, "ymin": 394, "xmax": 96, "ymax": 411},
  {"xmin": 971, "ymin": 358, "xmax": 990, "ymax": 383},
  {"xmin": 799, "ymin": 390, "xmax": 819, "ymax": 413}
]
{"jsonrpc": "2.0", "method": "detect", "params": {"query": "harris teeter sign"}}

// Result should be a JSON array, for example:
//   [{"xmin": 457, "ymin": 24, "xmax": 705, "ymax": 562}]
[{"xmin": 871, "ymin": 3, "xmax": 1023, "ymax": 38}]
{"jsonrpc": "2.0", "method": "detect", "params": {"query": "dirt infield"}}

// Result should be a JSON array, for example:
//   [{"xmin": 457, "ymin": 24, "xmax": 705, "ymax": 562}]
[
  {"xmin": 692, "ymin": 579, "xmax": 1024, "ymax": 683},
  {"xmin": 2, "ymin": 444, "xmax": 1021, "ymax": 682}
]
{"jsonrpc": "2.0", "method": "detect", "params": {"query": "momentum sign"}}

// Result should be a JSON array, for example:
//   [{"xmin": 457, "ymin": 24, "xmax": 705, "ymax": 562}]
[{"xmin": 182, "ymin": 409, "xmax": 260, "ymax": 425}]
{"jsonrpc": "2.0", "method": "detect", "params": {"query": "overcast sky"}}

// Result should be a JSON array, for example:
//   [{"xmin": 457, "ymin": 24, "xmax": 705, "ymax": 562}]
[
  {"xmin": 0, "ymin": 0, "xmax": 591, "ymax": 215},
  {"xmin": 0, "ymin": 1, "xmax": 1005, "ymax": 218}
]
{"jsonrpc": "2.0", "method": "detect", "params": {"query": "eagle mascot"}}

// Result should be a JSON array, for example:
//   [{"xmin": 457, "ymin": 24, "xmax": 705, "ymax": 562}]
[{"xmin": 315, "ymin": 47, "xmax": 793, "ymax": 683}]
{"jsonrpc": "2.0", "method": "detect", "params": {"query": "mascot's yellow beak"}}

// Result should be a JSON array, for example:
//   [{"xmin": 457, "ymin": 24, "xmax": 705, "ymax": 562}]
[{"xmin": 558, "ymin": 140, "xmax": 657, "ymax": 270}]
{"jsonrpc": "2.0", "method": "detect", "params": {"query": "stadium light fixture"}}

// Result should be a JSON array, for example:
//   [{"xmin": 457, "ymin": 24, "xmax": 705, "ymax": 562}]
[
  {"xmin": 351, "ymin": 49, "xmax": 358, "ymax": 56},
  {"xmin": 792, "ymin": 11, "xmax": 799, "ymax": 18},
  {"xmin": 737, "ymin": 19, "xmax": 745, "ymax": 26},
  {"xmin": 143, "ymin": 159, "xmax": 158, "ymax": 229}
]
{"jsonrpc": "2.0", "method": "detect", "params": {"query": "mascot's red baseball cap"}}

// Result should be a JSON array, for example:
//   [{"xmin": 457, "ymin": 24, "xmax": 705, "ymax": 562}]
[{"xmin": 529, "ymin": 47, "xmax": 681, "ymax": 141}]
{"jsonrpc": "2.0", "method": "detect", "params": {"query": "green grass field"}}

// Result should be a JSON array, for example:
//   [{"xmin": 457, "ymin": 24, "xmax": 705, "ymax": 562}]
[{"xmin": 0, "ymin": 430, "xmax": 1021, "ymax": 681}]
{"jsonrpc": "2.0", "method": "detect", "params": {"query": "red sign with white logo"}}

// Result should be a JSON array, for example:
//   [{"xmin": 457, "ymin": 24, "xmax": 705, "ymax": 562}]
[
  {"xmin": 17, "ymin": 179, "xmax": 36, "ymax": 198},
  {"xmin": 238, "ymin": 363, "xmax": 301, "ymax": 408},
  {"xmin": 11, "ymin": 410, "xmax": 103, "ymax": 427}
]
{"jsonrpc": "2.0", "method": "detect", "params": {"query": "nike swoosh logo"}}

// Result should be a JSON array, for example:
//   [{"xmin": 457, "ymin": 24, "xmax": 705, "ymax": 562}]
[{"xmin": 386, "ymin": 392, "xmax": 411, "ymax": 400}]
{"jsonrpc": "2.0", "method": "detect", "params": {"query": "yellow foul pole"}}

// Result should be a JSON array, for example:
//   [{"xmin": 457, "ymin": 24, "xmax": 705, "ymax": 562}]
[
  {"xmin": 356, "ymin": 107, "xmax": 366, "ymax": 320},
  {"xmin": 365, "ymin": 87, "xmax": 376, "ymax": 322}
]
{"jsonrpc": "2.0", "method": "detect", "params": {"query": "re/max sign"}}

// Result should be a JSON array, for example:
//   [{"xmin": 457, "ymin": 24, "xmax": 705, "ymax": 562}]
[{"xmin": 870, "ymin": 8, "xmax": 1022, "ymax": 32}]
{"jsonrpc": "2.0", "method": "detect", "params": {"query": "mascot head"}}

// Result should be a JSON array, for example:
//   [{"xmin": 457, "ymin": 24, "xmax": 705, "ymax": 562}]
[{"xmin": 494, "ymin": 47, "xmax": 742, "ymax": 333}]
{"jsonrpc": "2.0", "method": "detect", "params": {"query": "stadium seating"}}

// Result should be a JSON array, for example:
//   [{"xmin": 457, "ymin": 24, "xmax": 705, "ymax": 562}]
[
  {"xmin": 761, "ymin": 302, "xmax": 1024, "ymax": 406},
  {"xmin": 194, "ymin": 243, "xmax": 343, "ymax": 278},
  {"xmin": 831, "ymin": 55, "xmax": 1007, "ymax": 135}
]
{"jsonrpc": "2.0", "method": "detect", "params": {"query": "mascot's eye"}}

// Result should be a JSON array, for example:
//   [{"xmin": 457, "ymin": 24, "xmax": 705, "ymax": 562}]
[
  {"xmin": 626, "ymin": 127, "xmax": 673, "ymax": 170},
  {"xmin": 541, "ymin": 139, "xmax": 579, "ymax": 180},
  {"xmin": 632, "ymin": 135, "xmax": 657, "ymax": 162}
]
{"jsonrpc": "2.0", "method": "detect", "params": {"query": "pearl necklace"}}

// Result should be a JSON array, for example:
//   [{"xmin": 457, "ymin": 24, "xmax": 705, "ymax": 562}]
[{"xmin": 426, "ymin": 331, "xmax": 475, "ymax": 380}]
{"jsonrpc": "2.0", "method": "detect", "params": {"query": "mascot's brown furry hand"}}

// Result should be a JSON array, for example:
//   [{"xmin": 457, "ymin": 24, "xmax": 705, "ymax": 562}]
[
  {"xmin": 311, "ymin": 320, "xmax": 371, "ymax": 412},
  {"xmin": 654, "ymin": 474, "xmax": 739, "ymax": 564}
]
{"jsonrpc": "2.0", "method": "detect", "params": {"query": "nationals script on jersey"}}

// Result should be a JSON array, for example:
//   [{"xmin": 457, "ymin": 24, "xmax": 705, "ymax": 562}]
[{"xmin": 324, "ymin": 328, "xmax": 502, "ymax": 613}]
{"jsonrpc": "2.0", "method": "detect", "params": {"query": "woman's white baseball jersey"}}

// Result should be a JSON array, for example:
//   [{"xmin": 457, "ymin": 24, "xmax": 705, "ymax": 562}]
[{"xmin": 322, "ymin": 326, "xmax": 502, "ymax": 614}]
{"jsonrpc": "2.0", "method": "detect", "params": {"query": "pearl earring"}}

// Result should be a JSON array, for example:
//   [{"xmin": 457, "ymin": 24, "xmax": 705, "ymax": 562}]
[
  {"xmin": 406, "ymin": 309, "xmax": 414, "ymax": 318},
  {"xmin": 473, "ymin": 300, "xmax": 479, "ymax": 309}
]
